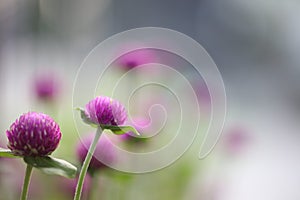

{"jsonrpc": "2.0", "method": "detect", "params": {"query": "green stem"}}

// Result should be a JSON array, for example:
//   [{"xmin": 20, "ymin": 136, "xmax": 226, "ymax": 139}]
[
  {"xmin": 87, "ymin": 174, "xmax": 99, "ymax": 200},
  {"xmin": 74, "ymin": 127, "xmax": 102, "ymax": 200},
  {"xmin": 21, "ymin": 164, "xmax": 33, "ymax": 200}
]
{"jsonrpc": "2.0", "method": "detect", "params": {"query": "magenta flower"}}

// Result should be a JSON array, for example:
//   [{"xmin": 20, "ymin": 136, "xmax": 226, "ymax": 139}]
[
  {"xmin": 33, "ymin": 73, "xmax": 60, "ymax": 101},
  {"xmin": 116, "ymin": 49, "xmax": 156, "ymax": 71},
  {"xmin": 76, "ymin": 134, "xmax": 117, "ymax": 172},
  {"xmin": 75, "ymin": 96, "xmax": 131, "ymax": 200},
  {"xmin": 84, "ymin": 96, "xmax": 127, "ymax": 126},
  {"xmin": 223, "ymin": 126, "xmax": 250, "ymax": 154},
  {"xmin": 6, "ymin": 112, "xmax": 62, "ymax": 157}
]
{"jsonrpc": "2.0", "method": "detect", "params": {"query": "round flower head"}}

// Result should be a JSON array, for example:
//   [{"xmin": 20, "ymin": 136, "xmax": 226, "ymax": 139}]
[
  {"xmin": 76, "ymin": 134, "xmax": 117, "ymax": 172},
  {"xmin": 223, "ymin": 126, "xmax": 250, "ymax": 154},
  {"xmin": 6, "ymin": 112, "xmax": 62, "ymax": 156},
  {"xmin": 116, "ymin": 49, "xmax": 156, "ymax": 71},
  {"xmin": 33, "ymin": 73, "xmax": 60, "ymax": 101},
  {"xmin": 85, "ymin": 96, "xmax": 127, "ymax": 126}
]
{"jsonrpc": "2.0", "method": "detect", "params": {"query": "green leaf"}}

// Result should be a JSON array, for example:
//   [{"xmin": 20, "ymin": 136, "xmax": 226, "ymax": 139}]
[
  {"xmin": 24, "ymin": 156, "xmax": 77, "ymax": 178},
  {"xmin": 0, "ymin": 148, "xmax": 20, "ymax": 158},
  {"xmin": 74, "ymin": 108, "xmax": 140, "ymax": 136},
  {"xmin": 75, "ymin": 107, "xmax": 98, "ymax": 127},
  {"xmin": 101, "ymin": 125, "xmax": 141, "ymax": 136}
]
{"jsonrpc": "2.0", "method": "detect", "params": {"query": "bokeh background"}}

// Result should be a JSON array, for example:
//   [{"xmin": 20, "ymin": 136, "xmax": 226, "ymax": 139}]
[{"xmin": 1, "ymin": 0, "xmax": 300, "ymax": 200}]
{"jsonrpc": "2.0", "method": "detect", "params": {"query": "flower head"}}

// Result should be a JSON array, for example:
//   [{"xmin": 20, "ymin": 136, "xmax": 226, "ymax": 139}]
[
  {"xmin": 223, "ymin": 126, "xmax": 250, "ymax": 155},
  {"xmin": 76, "ymin": 134, "xmax": 117, "ymax": 172},
  {"xmin": 33, "ymin": 73, "xmax": 60, "ymax": 101},
  {"xmin": 84, "ymin": 96, "xmax": 127, "ymax": 126},
  {"xmin": 116, "ymin": 49, "xmax": 156, "ymax": 71},
  {"xmin": 6, "ymin": 112, "xmax": 62, "ymax": 157}
]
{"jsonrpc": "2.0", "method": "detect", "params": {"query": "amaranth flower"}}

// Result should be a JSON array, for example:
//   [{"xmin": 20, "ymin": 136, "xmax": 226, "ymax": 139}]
[{"xmin": 6, "ymin": 112, "xmax": 61, "ymax": 157}]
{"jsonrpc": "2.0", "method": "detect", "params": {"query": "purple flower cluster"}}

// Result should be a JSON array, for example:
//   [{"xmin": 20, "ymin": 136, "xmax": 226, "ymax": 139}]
[
  {"xmin": 6, "ymin": 112, "xmax": 62, "ymax": 157},
  {"xmin": 84, "ymin": 96, "xmax": 127, "ymax": 126},
  {"xmin": 76, "ymin": 134, "xmax": 116, "ymax": 171}
]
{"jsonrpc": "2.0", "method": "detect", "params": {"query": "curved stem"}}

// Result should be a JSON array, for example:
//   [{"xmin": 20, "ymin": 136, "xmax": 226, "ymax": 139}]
[
  {"xmin": 87, "ymin": 174, "xmax": 99, "ymax": 200},
  {"xmin": 21, "ymin": 164, "xmax": 33, "ymax": 200},
  {"xmin": 74, "ymin": 127, "xmax": 102, "ymax": 200}
]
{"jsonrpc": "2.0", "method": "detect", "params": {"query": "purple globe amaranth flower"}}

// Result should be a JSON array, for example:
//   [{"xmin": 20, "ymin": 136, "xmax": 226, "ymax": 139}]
[
  {"xmin": 76, "ymin": 134, "xmax": 117, "ymax": 172},
  {"xmin": 33, "ymin": 73, "xmax": 61, "ymax": 101},
  {"xmin": 116, "ymin": 48, "xmax": 157, "ymax": 71},
  {"xmin": 6, "ymin": 112, "xmax": 62, "ymax": 157},
  {"xmin": 85, "ymin": 96, "xmax": 127, "ymax": 126}
]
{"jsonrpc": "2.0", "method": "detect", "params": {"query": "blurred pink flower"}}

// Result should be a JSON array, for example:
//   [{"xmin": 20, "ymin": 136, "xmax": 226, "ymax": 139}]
[
  {"xmin": 33, "ymin": 73, "xmax": 61, "ymax": 101},
  {"xmin": 76, "ymin": 134, "xmax": 117, "ymax": 173},
  {"xmin": 223, "ymin": 126, "xmax": 251, "ymax": 155},
  {"xmin": 116, "ymin": 48, "xmax": 157, "ymax": 71}
]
